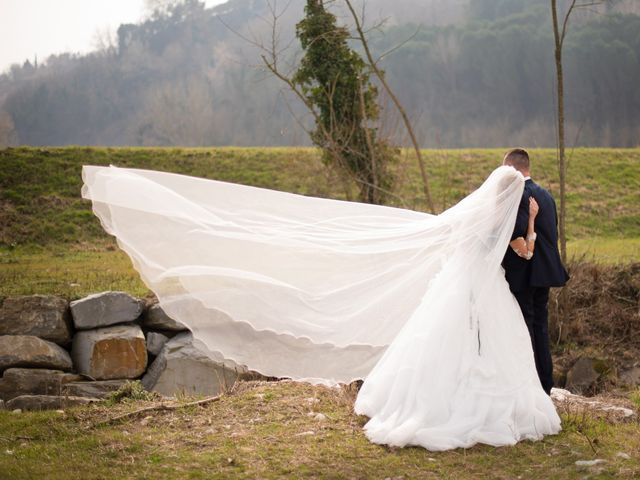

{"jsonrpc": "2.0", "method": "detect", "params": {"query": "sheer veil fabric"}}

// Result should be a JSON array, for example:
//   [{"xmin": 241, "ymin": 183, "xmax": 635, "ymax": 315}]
[{"xmin": 81, "ymin": 164, "xmax": 561, "ymax": 449}]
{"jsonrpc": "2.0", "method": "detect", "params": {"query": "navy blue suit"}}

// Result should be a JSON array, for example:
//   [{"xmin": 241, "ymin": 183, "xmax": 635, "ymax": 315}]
[{"xmin": 502, "ymin": 178, "xmax": 569, "ymax": 394}]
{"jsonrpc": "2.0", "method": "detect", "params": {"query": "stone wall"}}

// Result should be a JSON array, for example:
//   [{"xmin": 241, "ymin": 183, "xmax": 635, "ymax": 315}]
[
  {"xmin": 0, "ymin": 292, "xmax": 261, "ymax": 411},
  {"xmin": 2, "ymin": 290, "xmax": 638, "ymax": 411}
]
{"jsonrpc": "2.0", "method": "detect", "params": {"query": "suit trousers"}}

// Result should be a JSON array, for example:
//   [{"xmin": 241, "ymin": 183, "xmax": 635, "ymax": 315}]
[{"xmin": 513, "ymin": 287, "xmax": 554, "ymax": 394}]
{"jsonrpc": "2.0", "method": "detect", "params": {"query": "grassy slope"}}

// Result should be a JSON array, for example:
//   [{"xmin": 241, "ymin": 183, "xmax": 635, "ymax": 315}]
[
  {"xmin": 0, "ymin": 381, "xmax": 638, "ymax": 479},
  {"xmin": 0, "ymin": 151, "xmax": 638, "ymax": 476},
  {"xmin": 0, "ymin": 146, "xmax": 638, "ymax": 298},
  {"xmin": 1, "ymin": 146, "xmax": 638, "ymax": 244}
]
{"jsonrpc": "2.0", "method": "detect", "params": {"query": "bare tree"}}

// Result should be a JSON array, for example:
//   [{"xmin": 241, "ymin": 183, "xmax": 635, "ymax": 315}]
[
  {"xmin": 137, "ymin": 76, "xmax": 217, "ymax": 146},
  {"xmin": 343, "ymin": 0, "xmax": 435, "ymax": 213},
  {"xmin": 550, "ymin": 0, "xmax": 603, "ymax": 262},
  {"xmin": 92, "ymin": 26, "xmax": 118, "ymax": 55},
  {"xmin": 219, "ymin": 0, "xmax": 428, "ymax": 207}
]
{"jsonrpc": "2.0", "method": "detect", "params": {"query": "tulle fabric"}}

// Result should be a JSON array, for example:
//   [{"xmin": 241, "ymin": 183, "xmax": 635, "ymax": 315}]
[
  {"xmin": 353, "ymin": 254, "xmax": 561, "ymax": 449},
  {"xmin": 81, "ymin": 163, "xmax": 561, "ymax": 449}
]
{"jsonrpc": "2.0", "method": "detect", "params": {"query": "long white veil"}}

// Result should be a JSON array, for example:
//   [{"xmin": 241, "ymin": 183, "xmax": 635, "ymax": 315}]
[{"xmin": 81, "ymin": 164, "xmax": 524, "ymax": 386}]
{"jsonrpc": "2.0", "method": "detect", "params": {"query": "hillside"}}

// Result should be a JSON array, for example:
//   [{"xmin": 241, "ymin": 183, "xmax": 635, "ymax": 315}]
[
  {"xmin": 1, "ymin": 146, "xmax": 638, "ymax": 247},
  {"xmin": 2, "ymin": 146, "xmax": 638, "ymax": 399},
  {"xmin": 1, "ymin": 145, "xmax": 638, "ymax": 299},
  {"xmin": 1, "ymin": 0, "xmax": 639, "ymax": 148}
]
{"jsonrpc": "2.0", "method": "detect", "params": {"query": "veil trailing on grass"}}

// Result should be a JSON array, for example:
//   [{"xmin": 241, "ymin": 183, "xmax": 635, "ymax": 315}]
[{"xmin": 81, "ymin": 164, "xmax": 524, "ymax": 386}]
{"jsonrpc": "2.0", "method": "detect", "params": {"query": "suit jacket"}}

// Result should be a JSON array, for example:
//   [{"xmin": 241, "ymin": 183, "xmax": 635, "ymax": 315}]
[{"xmin": 502, "ymin": 178, "xmax": 569, "ymax": 293}]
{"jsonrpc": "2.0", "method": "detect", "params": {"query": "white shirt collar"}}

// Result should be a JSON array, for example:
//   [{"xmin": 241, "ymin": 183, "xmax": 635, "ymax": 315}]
[{"xmin": 523, "ymin": 176, "xmax": 531, "ymax": 181}]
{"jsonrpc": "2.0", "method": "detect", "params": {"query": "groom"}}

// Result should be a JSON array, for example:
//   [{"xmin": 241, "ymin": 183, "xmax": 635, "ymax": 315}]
[{"xmin": 501, "ymin": 148, "xmax": 569, "ymax": 395}]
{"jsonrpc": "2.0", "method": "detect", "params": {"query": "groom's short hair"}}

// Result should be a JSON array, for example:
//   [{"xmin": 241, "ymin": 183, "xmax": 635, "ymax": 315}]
[{"xmin": 503, "ymin": 148, "xmax": 530, "ymax": 171}]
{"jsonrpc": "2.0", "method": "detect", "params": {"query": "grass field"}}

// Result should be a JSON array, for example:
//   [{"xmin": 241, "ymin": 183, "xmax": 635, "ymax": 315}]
[
  {"xmin": 0, "ymin": 148, "xmax": 639, "ymax": 477},
  {"xmin": 0, "ymin": 146, "xmax": 638, "ymax": 298},
  {"xmin": 1, "ymin": 146, "xmax": 638, "ymax": 244},
  {"xmin": 1, "ymin": 238, "xmax": 638, "ymax": 299},
  {"xmin": 0, "ymin": 380, "xmax": 639, "ymax": 479}
]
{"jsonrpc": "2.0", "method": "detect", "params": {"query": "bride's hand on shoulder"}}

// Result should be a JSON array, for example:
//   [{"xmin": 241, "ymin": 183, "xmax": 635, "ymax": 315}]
[
  {"xmin": 529, "ymin": 197, "xmax": 539, "ymax": 219},
  {"xmin": 511, "ymin": 197, "xmax": 539, "ymax": 260}
]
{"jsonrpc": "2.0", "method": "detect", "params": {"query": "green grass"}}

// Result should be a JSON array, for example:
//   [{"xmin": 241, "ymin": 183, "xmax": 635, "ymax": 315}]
[
  {"xmin": 1, "ymin": 239, "xmax": 637, "ymax": 299},
  {"xmin": 0, "ymin": 147, "xmax": 333, "ymax": 246},
  {"xmin": 0, "ymin": 243, "xmax": 152, "ymax": 298},
  {"xmin": 0, "ymin": 148, "xmax": 638, "ymax": 477},
  {"xmin": 0, "ymin": 380, "xmax": 638, "ymax": 479},
  {"xmin": 1, "ymin": 146, "xmax": 639, "ymax": 246},
  {"xmin": 567, "ymin": 238, "xmax": 640, "ymax": 264},
  {"xmin": 0, "ymin": 146, "xmax": 638, "ymax": 298}
]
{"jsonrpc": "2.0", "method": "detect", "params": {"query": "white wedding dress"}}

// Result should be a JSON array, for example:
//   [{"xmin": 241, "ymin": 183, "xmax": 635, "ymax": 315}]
[{"xmin": 81, "ymin": 164, "xmax": 561, "ymax": 450}]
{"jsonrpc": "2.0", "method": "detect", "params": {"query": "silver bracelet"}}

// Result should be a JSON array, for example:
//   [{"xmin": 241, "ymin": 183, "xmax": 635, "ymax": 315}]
[{"xmin": 526, "ymin": 232, "xmax": 537, "ymax": 242}]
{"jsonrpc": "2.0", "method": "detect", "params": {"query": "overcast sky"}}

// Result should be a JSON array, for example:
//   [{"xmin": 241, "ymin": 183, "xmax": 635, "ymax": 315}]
[{"xmin": 0, "ymin": 0, "xmax": 228, "ymax": 73}]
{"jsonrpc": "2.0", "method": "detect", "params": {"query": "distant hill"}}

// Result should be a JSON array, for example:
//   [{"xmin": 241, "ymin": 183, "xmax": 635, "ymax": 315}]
[{"xmin": 0, "ymin": 0, "xmax": 638, "ymax": 148}]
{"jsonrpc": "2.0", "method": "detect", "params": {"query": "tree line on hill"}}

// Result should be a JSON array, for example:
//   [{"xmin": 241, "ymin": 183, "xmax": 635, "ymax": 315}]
[{"xmin": 0, "ymin": 0, "xmax": 638, "ymax": 148}]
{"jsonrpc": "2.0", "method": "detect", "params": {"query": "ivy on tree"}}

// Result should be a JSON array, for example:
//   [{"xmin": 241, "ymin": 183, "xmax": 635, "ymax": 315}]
[{"xmin": 293, "ymin": 0, "xmax": 396, "ymax": 204}]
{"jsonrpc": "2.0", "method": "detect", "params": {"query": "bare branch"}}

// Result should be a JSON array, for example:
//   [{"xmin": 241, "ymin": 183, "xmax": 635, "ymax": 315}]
[
  {"xmin": 343, "ymin": 0, "xmax": 434, "ymax": 213},
  {"xmin": 561, "ymin": 0, "xmax": 604, "ymax": 47},
  {"xmin": 89, "ymin": 394, "xmax": 224, "ymax": 429},
  {"xmin": 216, "ymin": 14, "xmax": 269, "ymax": 53},
  {"xmin": 375, "ymin": 25, "xmax": 422, "ymax": 65},
  {"xmin": 560, "ymin": 0, "xmax": 578, "ymax": 48}
]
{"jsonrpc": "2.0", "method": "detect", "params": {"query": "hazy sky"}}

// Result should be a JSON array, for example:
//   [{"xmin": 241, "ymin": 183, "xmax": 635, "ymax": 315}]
[{"xmin": 0, "ymin": 0, "xmax": 228, "ymax": 73}]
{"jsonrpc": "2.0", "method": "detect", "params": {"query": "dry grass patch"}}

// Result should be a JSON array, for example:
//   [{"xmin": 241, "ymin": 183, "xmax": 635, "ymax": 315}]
[{"xmin": 1, "ymin": 380, "xmax": 640, "ymax": 479}]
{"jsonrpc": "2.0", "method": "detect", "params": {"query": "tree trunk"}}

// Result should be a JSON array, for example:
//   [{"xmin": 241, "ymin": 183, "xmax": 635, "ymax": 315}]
[
  {"xmin": 357, "ymin": 75, "xmax": 380, "ymax": 204},
  {"xmin": 551, "ymin": 0, "xmax": 567, "ymax": 263}
]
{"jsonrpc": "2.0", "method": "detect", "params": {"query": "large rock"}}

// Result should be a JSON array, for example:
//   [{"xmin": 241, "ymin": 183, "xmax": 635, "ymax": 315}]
[
  {"xmin": 0, "ymin": 295, "xmax": 73, "ymax": 345},
  {"xmin": 146, "ymin": 332, "xmax": 169, "ymax": 356},
  {"xmin": 6, "ymin": 395, "xmax": 99, "ymax": 411},
  {"xmin": 142, "ymin": 304, "xmax": 188, "ymax": 332},
  {"xmin": 0, "ymin": 335, "xmax": 73, "ymax": 372},
  {"xmin": 0, "ymin": 368, "xmax": 83, "ymax": 401},
  {"xmin": 62, "ymin": 380, "xmax": 128, "ymax": 399},
  {"xmin": 565, "ymin": 357, "xmax": 600, "ymax": 394},
  {"xmin": 70, "ymin": 291, "xmax": 145, "ymax": 330},
  {"xmin": 142, "ymin": 332, "xmax": 246, "ymax": 397},
  {"xmin": 71, "ymin": 325, "xmax": 147, "ymax": 380},
  {"xmin": 620, "ymin": 367, "xmax": 640, "ymax": 387},
  {"xmin": 551, "ymin": 388, "xmax": 636, "ymax": 421}
]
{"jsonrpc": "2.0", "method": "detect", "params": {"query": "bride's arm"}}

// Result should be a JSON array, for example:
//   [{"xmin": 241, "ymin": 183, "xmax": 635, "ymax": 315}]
[{"xmin": 510, "ymin": 197, "xmax": 538, "ymax": 260}]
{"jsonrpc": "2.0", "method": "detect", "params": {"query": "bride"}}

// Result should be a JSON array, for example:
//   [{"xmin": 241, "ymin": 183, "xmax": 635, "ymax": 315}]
[{"xmin": 80, "ymin": 161, "xmax": 561, "ymax": 451}]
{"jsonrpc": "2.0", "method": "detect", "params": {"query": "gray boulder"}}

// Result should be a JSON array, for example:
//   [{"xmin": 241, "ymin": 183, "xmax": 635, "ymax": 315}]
[
  {"xmin": 620, "ymin": 367, "xmax": 640, "ymax": 387},
  {"xmin": 565, "ymin": 357, "xmax": 600, "ymax": 394},
  {"xmin": 62, "ymin": 380, "xmax": 128, "ymax": 399},
  {"xmin": 0, "ymin": 368, "xmax": 83, "ymax": 401},
  {"xmin": 70, "ymin": 291, "xmax": 145, "ymax": 330},
  {"xmin": 71, "ymin": 324, "xmax": 147, "ymax": 380},
  {"xmin": 0, "ymin": 335, "xmax": 73, "ymax": 372},
  {"xmin": 6, "ymin": 395, "xmax": 99, "ymax": 411},
  {"xmin": 0, "ymin": 295, "xmax": 73, "ymax": 346},
  {"xmin": 142, "ymin": 304, "xmax": 188, "ymax": 332},
  {"xmin": 142, "ymin": 332, "xmax": 246, "ymax": 397},
  {"xmin": 146, "ymin": 332, "xmax": 169, "ymax": 356}
]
